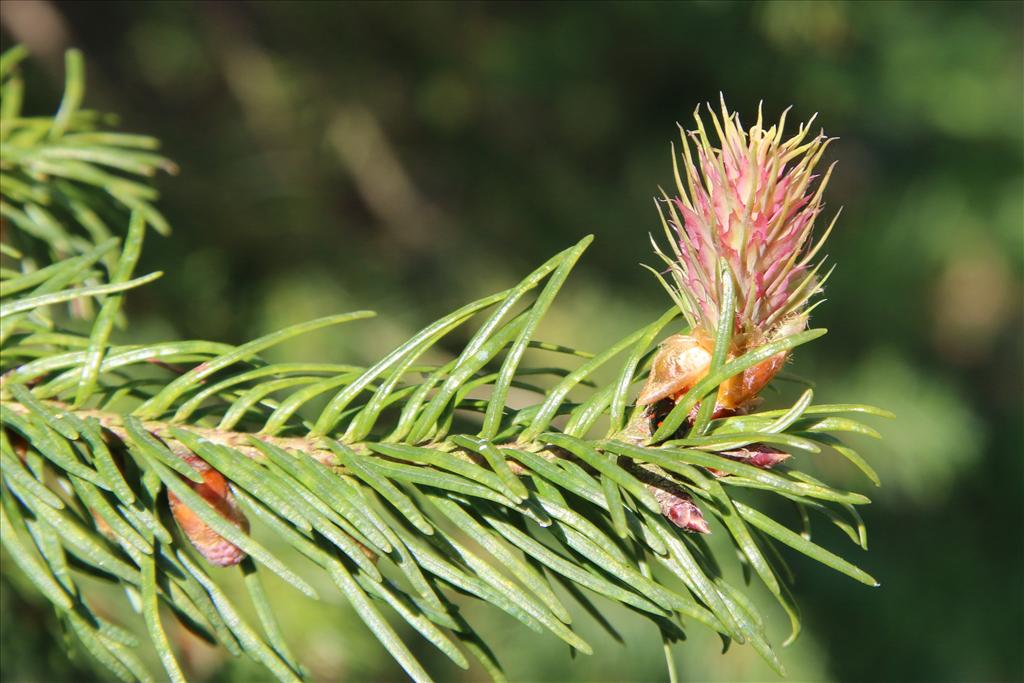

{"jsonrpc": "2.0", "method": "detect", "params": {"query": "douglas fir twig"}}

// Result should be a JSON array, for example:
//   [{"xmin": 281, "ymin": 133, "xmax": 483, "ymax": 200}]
[{"xmin": 1, "ymin": 48, "xmax": 889, "ymax": 683}]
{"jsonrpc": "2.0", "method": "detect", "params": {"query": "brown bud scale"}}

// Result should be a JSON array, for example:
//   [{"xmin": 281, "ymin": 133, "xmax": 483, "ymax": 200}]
[{"xmin": 637, "ymin": 333, "xmax": 788, "ymax": 414}]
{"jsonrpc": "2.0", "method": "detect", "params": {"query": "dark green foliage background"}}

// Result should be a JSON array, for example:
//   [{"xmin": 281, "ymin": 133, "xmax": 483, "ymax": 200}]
[{"xmin": 2, "ymin": 2, "xmax": 1021, "ymax": 682}]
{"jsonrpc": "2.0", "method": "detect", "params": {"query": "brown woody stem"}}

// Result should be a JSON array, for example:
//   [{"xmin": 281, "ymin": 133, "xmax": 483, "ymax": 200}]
[
  {"xmin": 2, "ymin": 399, "xmax": 698, "ymax": 519},
  {"xmin": 2, "ymin": 399, "xmax": 340, "ymax": 465}
]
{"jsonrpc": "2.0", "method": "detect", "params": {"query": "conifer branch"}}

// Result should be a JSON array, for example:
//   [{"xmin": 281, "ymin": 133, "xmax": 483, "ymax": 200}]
[{"xmin": 0, "ymin": 47, "xmax": 889, "ymax": 683}]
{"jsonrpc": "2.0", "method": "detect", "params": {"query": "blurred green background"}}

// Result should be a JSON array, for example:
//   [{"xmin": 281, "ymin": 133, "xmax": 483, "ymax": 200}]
[{"xmin": 2, "ymin": 1, "xmax": 1021, "ymax": 682}]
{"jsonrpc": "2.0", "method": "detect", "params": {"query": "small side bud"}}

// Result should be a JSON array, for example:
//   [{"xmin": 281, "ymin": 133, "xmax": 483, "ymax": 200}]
[
  {"xmin": 168, "ymin": 452, "xmax": 249, "ymax": 567},
  {"xmin": 651, "ymin": 485, "xmax": 711, "ymax": 534},
  {"xmin": 708, "ymin": 443, "xmax": 791, "ymax": 477}
]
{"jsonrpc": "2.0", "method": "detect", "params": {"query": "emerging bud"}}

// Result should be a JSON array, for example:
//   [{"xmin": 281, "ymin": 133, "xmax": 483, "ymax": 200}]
[
  {"xmin": 724, "ymin": 444, "xmax": 791, "ymax": 468},
  {"xmin": 707, "ymin": 443, "xmax": 791, "ymax": 477},
  {"xmin": 651, "ymin": 485, "xmax": 711, "ymax": 534},
  {"xmin": 168, "ymin": 452, "xmax": 249, "ymax": 567}
]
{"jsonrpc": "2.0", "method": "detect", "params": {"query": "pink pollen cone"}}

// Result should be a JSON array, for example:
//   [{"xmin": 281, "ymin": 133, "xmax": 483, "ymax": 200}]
[{"xmin": 651, "ymin": 95, "xmax": 838, "ymax": 343}]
